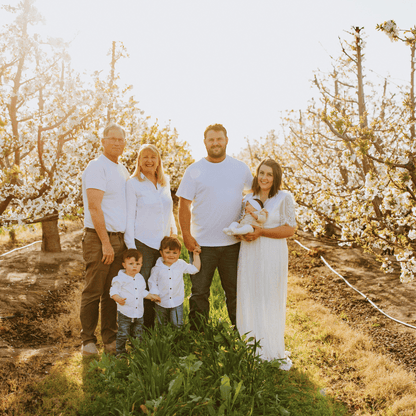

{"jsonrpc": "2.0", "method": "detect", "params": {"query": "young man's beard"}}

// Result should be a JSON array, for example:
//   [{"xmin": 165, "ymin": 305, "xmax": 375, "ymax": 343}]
[{"xmin": 207, "ymin": 146, "xmax": 226, "ymax": 159}]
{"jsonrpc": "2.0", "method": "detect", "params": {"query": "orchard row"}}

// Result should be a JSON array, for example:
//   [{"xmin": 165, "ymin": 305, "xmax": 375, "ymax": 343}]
[{"xmin": 238, "ymin": 22, "xmax": 416, "ymax": 283}]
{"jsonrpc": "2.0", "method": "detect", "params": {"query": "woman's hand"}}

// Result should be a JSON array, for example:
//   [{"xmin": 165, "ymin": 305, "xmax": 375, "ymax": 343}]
[{"xmin": 243, "ymin": 225, "xmax": 263, "ymax": 242}]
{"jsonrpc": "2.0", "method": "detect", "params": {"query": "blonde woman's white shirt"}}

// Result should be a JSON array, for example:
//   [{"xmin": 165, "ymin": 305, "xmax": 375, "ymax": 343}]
[
  {"xmin": 176, "ymin": 156, "xmax": 253, "ymax": 246},
  {"xmin": 124, "ymin": 173, "xmax": 177, "ymax": 250},
  {"xmin": 148, "ymin": 257, "xmax": 199, "ymax": 308},
  {"xmin": 109, "ymin": 270, "xmax": 149, "ymax": 319},
  {"xmin": 82, "ymin": 155, "xmax": 130, "ymax": 232}
]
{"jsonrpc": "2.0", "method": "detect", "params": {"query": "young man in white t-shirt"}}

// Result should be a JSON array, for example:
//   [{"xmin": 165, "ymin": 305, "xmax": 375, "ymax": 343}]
[
  {"xmin": 80, "ymin": 124, "xmax": 130, "ymax": 355},
  {"xmin": 176, "ymin": 124, "xmax": 253, "ymax": 331}
]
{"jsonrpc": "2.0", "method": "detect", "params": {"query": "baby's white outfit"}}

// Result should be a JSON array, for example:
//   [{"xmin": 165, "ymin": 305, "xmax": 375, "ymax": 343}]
[{"xmin": 223, "ymin": 199, "xmax": 267, "ymax": 236}]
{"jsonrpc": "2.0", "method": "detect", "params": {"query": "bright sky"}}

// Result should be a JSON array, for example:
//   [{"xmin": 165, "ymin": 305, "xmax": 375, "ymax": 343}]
[{"xmin": 2, "ymin": 0, "xmax": 416, "ymax": 160}]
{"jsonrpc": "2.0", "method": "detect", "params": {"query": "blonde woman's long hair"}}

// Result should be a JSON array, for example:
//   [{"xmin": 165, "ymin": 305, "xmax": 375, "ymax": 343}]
[{"xmin": 131, "ymin": 144, "xmax": 167, "ymax": 187}]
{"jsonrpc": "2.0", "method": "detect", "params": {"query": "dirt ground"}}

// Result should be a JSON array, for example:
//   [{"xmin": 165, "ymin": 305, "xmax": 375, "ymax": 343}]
[
  {"xmin": 1, "ymin": 226, "xmax": 416, "ymax": 405},
  {"xmin": 0, "ymin": 228, "xmax": 84, "ymax": 361},
  {"xmin": 288, "ymin": 230, "xmax": 416, "ymax": 374}
]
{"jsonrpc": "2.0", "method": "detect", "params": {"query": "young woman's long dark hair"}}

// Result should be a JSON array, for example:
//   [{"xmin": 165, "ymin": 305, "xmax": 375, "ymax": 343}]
[{"xmin": 251, "ymin": 159, "xmax": 282, "ymax": 198}]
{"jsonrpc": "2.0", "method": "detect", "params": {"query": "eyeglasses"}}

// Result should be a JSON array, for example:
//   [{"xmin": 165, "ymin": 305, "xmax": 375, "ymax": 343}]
[{"xmin": 104, "ymin": 137, "xmax": 125, "ymax": 143}]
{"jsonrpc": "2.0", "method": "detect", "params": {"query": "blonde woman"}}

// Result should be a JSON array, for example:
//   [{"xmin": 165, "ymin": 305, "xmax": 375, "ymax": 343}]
[{"xmin": 124, "ymin": 144, "xmax": 177, "ymax": 328}]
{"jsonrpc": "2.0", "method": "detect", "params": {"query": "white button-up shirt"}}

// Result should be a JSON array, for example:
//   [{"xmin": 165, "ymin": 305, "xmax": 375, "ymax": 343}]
[
  {"xmin": 148, "ymin": 258, "xmax": 199, "ymax": 308},
  {"xmin": 124, "ymin": 174, "xmax": 178, "ymax": 250},
  {"xmin": 109, "ymin": 270, "xmax": 149, "ymax": 319}
]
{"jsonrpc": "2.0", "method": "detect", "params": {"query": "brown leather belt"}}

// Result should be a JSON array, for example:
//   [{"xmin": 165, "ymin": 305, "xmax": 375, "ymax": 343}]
[{"xmin": 85, "ymin": 227, "xmax": 124, "ymax": 237}]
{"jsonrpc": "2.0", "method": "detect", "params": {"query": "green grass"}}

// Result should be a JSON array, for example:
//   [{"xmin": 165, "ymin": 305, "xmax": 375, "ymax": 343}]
[
  {"xmin": 6, "ymin": 245, "xmax": 349, "ymax": 416},
  {"xmin": 76, "ymin": 320, "xmax": 347, "ymax": 416}
]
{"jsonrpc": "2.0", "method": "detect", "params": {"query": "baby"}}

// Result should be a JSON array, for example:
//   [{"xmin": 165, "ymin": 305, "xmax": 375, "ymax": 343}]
[
  {"xmin": 148, "ymin": 236, "xmax": 201, "ymax": 328},
  {"xmin": 110, "ymin": 248, "xmax": 161, "ymax": 356},
  {"xmin": 223, "ymin": 198, "xmax": 268, "ymax": 236}
]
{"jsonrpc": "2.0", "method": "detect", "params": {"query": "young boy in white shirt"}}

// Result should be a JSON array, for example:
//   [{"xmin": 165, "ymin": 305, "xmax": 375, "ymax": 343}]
[
  {"xmin": 148, "ymin": 236, "xmax": 201, "ymax": 327},
  {"xmin": 110, "ymin": 249, "xmax": 161, "ymax": 355}
]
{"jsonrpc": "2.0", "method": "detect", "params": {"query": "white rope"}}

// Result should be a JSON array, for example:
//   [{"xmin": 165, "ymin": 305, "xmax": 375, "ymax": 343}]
[
  {"xmin": 294, "ymin": 239, "xmax": 416, "ymax": 331},
  {"xmin": 0, "ymin": 240, "xmax": 42, "ymax": 257}
]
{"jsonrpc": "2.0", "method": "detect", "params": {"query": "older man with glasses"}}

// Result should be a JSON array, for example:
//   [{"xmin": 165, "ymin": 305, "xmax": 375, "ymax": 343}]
[{"xmin": 80, "ymin": 123, "xmax": 130, "ymax": 355}]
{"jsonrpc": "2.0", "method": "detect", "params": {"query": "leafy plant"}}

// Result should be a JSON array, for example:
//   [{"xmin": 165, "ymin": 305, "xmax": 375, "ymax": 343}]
[{"xmin": 78, "ymin": 312, "xmax": 346, "ymax": 416}]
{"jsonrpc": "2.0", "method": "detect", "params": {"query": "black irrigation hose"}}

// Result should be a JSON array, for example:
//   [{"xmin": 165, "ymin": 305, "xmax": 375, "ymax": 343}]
[{"xmin": 294, "ymin": 239, "xmax": 416, "ymax": 331}]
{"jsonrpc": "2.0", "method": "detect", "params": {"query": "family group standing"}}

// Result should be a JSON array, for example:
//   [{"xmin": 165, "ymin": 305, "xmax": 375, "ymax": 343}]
[{"xmin": 80, "ymin": 122, "xmax": 296, "ymax": 368}]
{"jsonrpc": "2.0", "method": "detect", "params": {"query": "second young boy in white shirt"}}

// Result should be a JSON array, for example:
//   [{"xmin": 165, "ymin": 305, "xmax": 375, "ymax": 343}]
[{"xmin": 148, "ymin": 236, "xmax": 201, "ymax": 327}]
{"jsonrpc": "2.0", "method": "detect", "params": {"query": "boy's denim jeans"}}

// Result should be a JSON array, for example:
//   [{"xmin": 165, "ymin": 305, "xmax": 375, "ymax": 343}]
[
  {"xmin": 116, "ymin": 311, "xmax": 144, "ymax": 355},
  {"xmin": 155, "ymin": 303, "xmax": 184, "ymax": 327}
]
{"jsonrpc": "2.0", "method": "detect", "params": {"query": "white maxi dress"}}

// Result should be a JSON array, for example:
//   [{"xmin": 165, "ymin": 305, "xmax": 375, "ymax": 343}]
[{"xmin": 236, "ymin": 190, "xmax": 296, "ymax": 370}]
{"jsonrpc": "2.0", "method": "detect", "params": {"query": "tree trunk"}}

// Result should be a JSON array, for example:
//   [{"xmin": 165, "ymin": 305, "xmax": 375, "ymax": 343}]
[{"xmin": 41, "ymin": 219, "xmax": 61, "ymax": 252}]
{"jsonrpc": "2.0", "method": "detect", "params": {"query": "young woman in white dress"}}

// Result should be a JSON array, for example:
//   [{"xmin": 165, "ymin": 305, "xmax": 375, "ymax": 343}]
[{"xmin": 236, "ymin": 159, "xmax": 296, "ymax": 370}]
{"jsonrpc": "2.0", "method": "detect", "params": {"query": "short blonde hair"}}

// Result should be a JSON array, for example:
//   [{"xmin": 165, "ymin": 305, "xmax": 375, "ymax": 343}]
[{"xmin": 131, "ymin": 144, "xmax": 167, "ymax": 187}]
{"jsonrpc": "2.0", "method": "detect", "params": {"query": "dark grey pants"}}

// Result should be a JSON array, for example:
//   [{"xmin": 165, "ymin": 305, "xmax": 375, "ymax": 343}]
[
  {"xmin": 134, "ymin": 239, "xmax": 161, "ymax": 328},
  {"xmin": 189, "ymin": 243, "xmax": 240, "ymax": 331}
]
